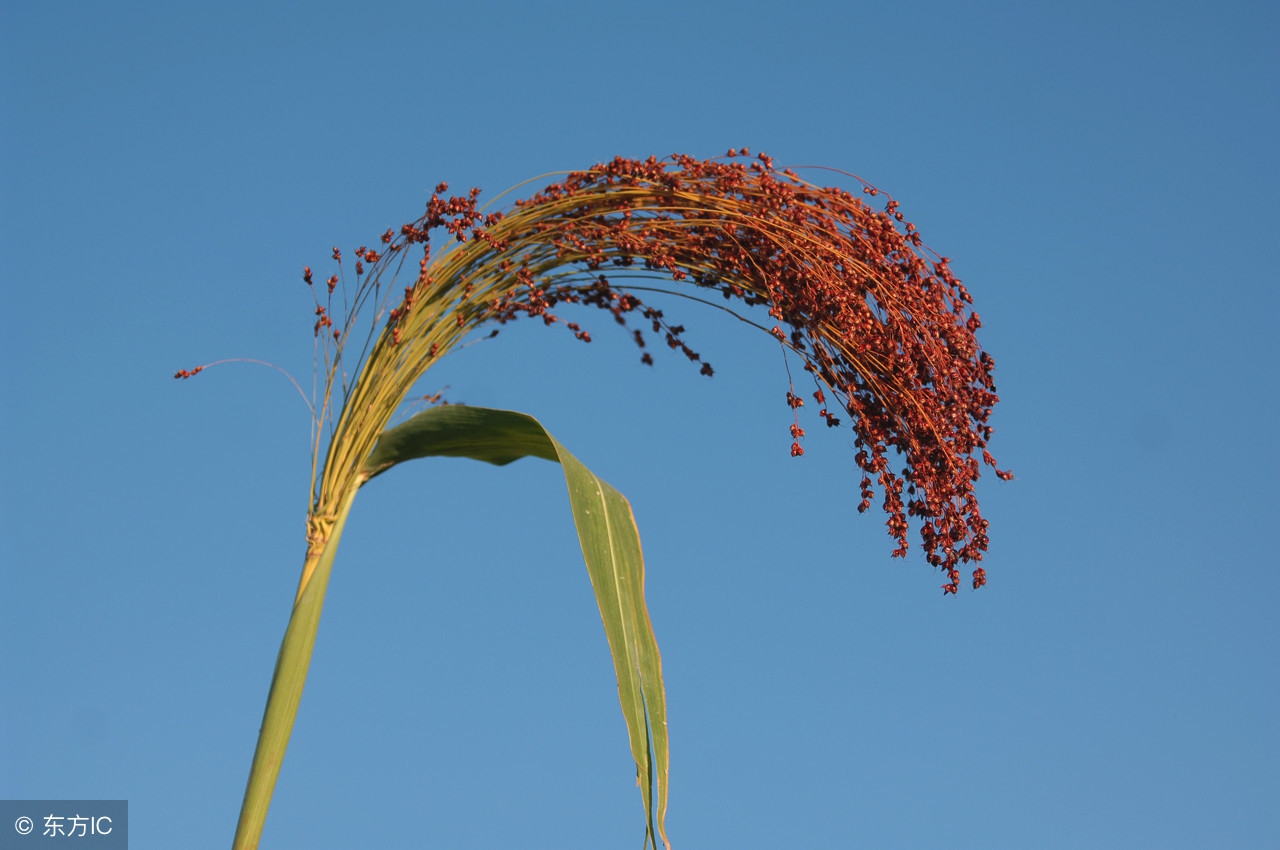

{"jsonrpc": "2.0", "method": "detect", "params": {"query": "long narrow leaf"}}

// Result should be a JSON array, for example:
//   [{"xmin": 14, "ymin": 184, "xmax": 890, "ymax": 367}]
[{"xmin": 363, "ymin": 404, "xmax": 670, "ymax": 849}]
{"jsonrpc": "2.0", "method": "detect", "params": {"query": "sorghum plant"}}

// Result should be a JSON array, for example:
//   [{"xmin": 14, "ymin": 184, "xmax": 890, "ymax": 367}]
[{"xmin": 180, "ymin": 150, "xmax": 1008, "ymax": 850}]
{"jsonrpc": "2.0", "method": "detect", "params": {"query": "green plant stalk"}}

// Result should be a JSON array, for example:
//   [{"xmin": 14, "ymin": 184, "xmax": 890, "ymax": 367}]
[{"xmin": 231, "ymin": 487, "xmax": 359, "ymax": 850}]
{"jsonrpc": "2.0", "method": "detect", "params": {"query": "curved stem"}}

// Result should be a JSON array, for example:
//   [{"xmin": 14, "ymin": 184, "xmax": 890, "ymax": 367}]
[{"xmin": 231, "ymin": 488, "xmax": 360, "ymax": 850}]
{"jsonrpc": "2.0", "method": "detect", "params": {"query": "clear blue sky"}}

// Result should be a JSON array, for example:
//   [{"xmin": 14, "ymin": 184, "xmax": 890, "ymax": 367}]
[{"xmin": 2, "ymin": 2, "xmax": 1277, "ymax": 847}]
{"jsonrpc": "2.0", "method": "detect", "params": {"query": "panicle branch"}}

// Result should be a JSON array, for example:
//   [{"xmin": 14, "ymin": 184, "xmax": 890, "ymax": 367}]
[{"xmin": 302, "ymin": 151, "xmax": 1008, "ymax": 591}]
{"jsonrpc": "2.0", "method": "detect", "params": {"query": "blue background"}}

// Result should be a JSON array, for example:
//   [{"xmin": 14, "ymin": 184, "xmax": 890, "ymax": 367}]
[{"xmin": 2, "ymin": 1, "xmax": 1276, "ymax": 847}]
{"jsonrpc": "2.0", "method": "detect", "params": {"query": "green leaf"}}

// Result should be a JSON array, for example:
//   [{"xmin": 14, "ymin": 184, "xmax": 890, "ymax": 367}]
[{"xmin": 363, "ymin": 404, "xmax": 671, "ymax": 850}]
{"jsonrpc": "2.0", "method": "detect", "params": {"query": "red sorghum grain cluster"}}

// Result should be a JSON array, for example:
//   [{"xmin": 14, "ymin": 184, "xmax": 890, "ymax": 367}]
[
  {"xmin": 488, "ymin": 152, "xmax": 1011, "ymax": 591},
  {"xmin": 189, "ymin": 151, "xmax": 1008, "ymax": 593}
]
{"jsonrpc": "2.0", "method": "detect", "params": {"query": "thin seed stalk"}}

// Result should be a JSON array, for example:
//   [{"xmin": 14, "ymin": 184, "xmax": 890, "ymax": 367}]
[{"xmin": 232, "ymin": 486, "xmax": 360, "ymax": 850}]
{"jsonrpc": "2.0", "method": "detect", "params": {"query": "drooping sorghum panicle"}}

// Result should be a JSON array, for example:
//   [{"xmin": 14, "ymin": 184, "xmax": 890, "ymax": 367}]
[{"xmin": 297, "ymin": 151, "xmax": 1007, "ymax": 593}]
